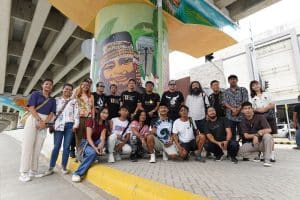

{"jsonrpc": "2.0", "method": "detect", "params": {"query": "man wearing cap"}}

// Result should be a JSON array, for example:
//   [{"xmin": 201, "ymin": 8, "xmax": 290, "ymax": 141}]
[
  {"xmin": 224, "ymin": 75, "xmax": 249, "ymax": 141},
  {"xmin": 161, "ymin": 80, "xmax": 184, "ymax": 121}
]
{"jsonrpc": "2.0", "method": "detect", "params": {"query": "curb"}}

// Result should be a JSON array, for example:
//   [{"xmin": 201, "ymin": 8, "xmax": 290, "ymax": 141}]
[{"xmin": 61, "ymin": 157, "xmax": 209, "ymax": 200}]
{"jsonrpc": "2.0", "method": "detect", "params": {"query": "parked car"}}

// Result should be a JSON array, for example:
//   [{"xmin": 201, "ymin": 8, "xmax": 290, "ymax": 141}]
[{"xmin": 274, "ymin": 124, "xmax": 296, "ymax": 138}]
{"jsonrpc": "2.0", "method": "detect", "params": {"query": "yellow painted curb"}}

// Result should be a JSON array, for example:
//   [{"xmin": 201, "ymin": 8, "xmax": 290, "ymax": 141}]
[{"xmin": 58, "ymin": 156, "xmax": 209, "ymax": 200}]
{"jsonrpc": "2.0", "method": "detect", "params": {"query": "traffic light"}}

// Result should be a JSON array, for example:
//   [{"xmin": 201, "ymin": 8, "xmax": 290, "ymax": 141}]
[
  {"xmin": 264, "ymin": 81, "xmax": 269, "ymax": 89},
  {"xmin": 205, "ymin": 53, "xmax": 214, "ymax": 62}
]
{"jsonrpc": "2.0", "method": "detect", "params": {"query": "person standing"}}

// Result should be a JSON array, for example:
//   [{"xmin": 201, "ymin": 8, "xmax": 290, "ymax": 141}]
[
  {"xmin": 92, "ymin": 81, "xmax": 107, "ymax": 119},
  {"xmin": 72, "ymin": 107, "xmax": 109, "ymax": 182},
  {"xmin": 250, "ymin": 80, "xmax": 276, "ymax": 161},
  {"xmin": 172, "ymin": 105, "xmax": 206, "ymax": 162},
  {"xmin": 19, "ymin": 79, "xmax": 56, "ymax": 182},
  {"xmin": 139, "ymin": 81, "xmax": 160, "ymax": 121},
  {"xmin": 293, "ymin": 95, "xmax": 300, "ymax": 150},
  {"xmin": 209, "ymin": 80, "xmax": 225, "ymax": 117},
  {"xmin": 239, "ymin": 102, "xmax": 273, "ymax": 167},
  {"xmin": 121, "ymin": 79, "xmax": 141, "ymax": 119},
  {"xmin": 106, "ymin": 84, "xmax": 121, "ymax": 120},
  {"xmin": 161, "ymin": 80, "xmax": 184, "ymax": 121},
  {"xmin": 42, "ymin": 84, "xmax": 80, "ymax": 176},
  {"xmin": 224, "ymin": 75, "xmax": 248, "ymax": 141},
  {"xmin": 204, "ymin": 107, "xmax": 239, "ymax": 163},
  {"xmin": 74, "ymin": 80, "xmax": 95, "ymax": 155},
  {"xmin": 185, "ymin": 81, "xmax": 210, "ymax": 133}
]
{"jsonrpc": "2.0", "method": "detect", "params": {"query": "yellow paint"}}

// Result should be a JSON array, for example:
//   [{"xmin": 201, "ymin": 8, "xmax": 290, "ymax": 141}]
[
  {"xmin": 48, "ymin": 0, "xmax": 236, "ymax": 58},
  {"xmin": 56, "ymin": 155, "xmax": 209, "ymax": 200}
]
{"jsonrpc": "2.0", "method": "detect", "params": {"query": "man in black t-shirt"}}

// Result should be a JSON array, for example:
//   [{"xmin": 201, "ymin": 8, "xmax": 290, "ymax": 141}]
[
  {"xmin": 92, "ymin": 82, "xmax": 107, "ymax": 118},
  {"xmin": 161, "ymin": 80, "xmax": 184, "ymax": 121},
  {"xmin": 140, "ymin": 81, "xmax": 160, "ymax": 120},
  {"xmin": 208, "ymin": 80, "xmax": 225, "ymax": 117},
  {"xmin": 106, "ymin": 84, "xmax": 121, "ymax": 120},
  {"xmin": 120, "ymin": 79, "xmax": 141, "ymax": 118},
  {"xmin": 293, "ymin": 95, "xmax": 300, "ymax": 149},
  {"xmin": 204, "ymin": 107, "xmax": 239, "ymax": 163}
]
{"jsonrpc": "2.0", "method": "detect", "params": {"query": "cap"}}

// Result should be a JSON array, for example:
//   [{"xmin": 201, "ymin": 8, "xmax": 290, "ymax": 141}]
[
  {"xmin": 168, "ymin": 80, "xmax": 176, "ymax": 85},
  {"xmin": 228, "ymin": 74, "xmax": 238, "ymax": 80}
]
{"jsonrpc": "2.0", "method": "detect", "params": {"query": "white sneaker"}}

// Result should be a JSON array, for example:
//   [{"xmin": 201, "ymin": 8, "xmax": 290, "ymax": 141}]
[
  {"xmin": 149, "ymin": 153, "xmax": 156, "ymax": 163},
  {"xmin": 29, "ymin": 170, "xmax": 45, "ymax": 178},
  {"xmin": 72, "ymin": 174, "xmax": 81, "ymax": 182},
  {"xmin": 108, "ymin": 153, "xmax": 115, "ymax": 163},
  {"xmin": 61, "ymin": 169, "xmax": 69, "ymax": 175},
  {"xmin": 263, "ymin": 162, "xmax": 272, "ymax": 167},
  {"xmin": 162, "ymin": 151, "xmax": 168, "ymax": 161},
  {"xmin": 19, "ymin": 173, "xmax": 31, "ymax": 182},
  {"xmin": 115, "ymin": 153, "xmax": 121, "ymax": 161},
  {"xmin": 42, "ymin": 168, "xmax": 54, "ymax": 177}
]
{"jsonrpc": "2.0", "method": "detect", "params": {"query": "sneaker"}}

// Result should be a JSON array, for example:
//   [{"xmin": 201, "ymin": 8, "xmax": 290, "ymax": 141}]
[
  {"xmin": 195, "ymin": 155, "xmax": 206, "ymax": 163},
  {"xmin": 293, "ymin": 146, "xmax": 300, "ymax": 150},
  {"xmin": 205, "ymin": 152, "xmax": 212, "ymax": 159},
  {"xmin": 43, "ymin": 168, "xmax": 54, "ymax": 177},
  {"xmin": 263, "ymin": 162, "xmax": 272, "ymax": 167},
  {"xmin": 149, "ymin": 153, "xmax": 156, "ymax": 163},
  {"xmin": 162, "ymin": 151, "xmax": 168, "ymax": 161},
  {"xmin": 130, "ymin": 154, "xmax": 138, "ymax": 162},
  {"xmin": 115, "ymin": 153, "xmax": 121, "ymax": 161},
  {"xmin": 242, "ymin": 158, "xmax": 250, "ymax": 161},
  {"xmin": 215, "ymin": 154, "xmax": 224, "ymax": 162},
  {"xmin": 70, "ymin": 151, "xmax": 76, "ymax": 158},
  {"xmin": 72, "ymin": 174, "xmax": 81, "ymax": 182},
  {"xmin": 253, "ymin": 157, "xmax": 261, "ymax": 163},
  {"xmin": 108, "ymin": 153, "xmax": 115, "ymax": 163},
  {"xmin": 29, "ymin": 170, "xmax": 45, "ymax": 178},
  {"xmin": 270, "ymin": 159, "xmax": 276, "ymax": 163},
  {"xmin": 231, "ymin": 157, "xmax": 238, "ymax": 164},
  {"xmin": 61, "ymin": 168, "xmax": 69, "ymax": 175},
  {"xmin": 19, "ymin": 173, "xmax": 31, "ymax": 182}
]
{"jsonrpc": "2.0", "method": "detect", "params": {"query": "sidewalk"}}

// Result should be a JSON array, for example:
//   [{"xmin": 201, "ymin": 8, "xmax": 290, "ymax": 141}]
[{"xmin": 0, "ymin": 133, "xmax": 114, "ymax": 200}]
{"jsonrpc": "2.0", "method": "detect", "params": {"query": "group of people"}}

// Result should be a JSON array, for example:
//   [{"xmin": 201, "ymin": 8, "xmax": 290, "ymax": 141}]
[{"xmin": 18, "ymin": 74, "xmax": 279, "ymax": 183}]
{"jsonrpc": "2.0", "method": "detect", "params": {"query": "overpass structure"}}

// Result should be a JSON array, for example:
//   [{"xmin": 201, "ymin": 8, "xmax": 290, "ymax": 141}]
[{"xmin": 0, "ymin": 0, "xmax": 281, "ymax": 130}]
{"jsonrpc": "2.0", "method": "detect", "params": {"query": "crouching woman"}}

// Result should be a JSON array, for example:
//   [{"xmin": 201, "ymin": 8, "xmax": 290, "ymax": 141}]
[{"xmin": 72, "ymin": 107, "xmax": 109, "ymax": 182}]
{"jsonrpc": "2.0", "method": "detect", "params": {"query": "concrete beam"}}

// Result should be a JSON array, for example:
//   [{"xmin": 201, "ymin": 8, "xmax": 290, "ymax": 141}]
[
  {"xmin": 42, "ymin": 31, "xmax": 56, "ymax": 50},
  {"xmin": 214, "ymin": 0, "xmax": 236, "ymax": 8},
  {"xmin": 52, "ymin": 48, "xmax": 85, "ymax": 85},
  {"xmin": 11, "ymin": 1, "xmax": 91, "ymax": 40},
  {"xmin": 7, "ymin": 107, "xmax": 11, "ymax": 113},
  {"xmin": 65, "ymin": 39, "xmax": 82, "ymax": 56},
  {"xmin": 0, "ymin": 0, "xmax": 12, "ymax": 94},
  {"xmin": 8, "ymin": 40, "xmax": 66, "ymax": 67},
  {"xmin": 52, "ymin": 64, "xmax": 90, "ymax": 96},
  {"xmin": 0, "ymin": 105, "xmax": 3, "ymax": 113},
  {"xmin": 24, "ymin": 20, "xmax": 77, "ymax": 96},
  {"xmin": 12, "ymin": 0, "xmax": 51, "ymax": 95},
  {"xmin": 228, "ymin": 0, "xmax": 281, "ymax": 21}
]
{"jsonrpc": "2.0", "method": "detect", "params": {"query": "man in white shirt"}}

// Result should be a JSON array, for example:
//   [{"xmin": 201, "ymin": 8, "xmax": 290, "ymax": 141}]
[{"xmin": 173, "ymin": 105, "xmax": 206, "ymax": 162}]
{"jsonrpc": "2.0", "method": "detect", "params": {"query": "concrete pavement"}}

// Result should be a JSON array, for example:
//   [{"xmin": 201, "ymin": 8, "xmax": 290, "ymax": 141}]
[{"xmin": 0, "ymin": 133, "xmax": 115, "ymax": 200}]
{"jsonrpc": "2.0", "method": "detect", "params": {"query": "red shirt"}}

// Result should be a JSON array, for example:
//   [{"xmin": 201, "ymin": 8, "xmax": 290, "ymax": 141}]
[{"xmin": 84, "ymin": 119, "xmax": 107, "ymax": 141}]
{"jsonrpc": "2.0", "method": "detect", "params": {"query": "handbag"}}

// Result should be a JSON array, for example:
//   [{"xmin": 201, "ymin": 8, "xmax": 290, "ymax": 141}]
[
  {"xmin": 20, "ymin": 98, "xmax": 50, "ymax": 126},
  {"xmin": 48, "ymin": 99, "xmax": 71, "ymax": 133}
]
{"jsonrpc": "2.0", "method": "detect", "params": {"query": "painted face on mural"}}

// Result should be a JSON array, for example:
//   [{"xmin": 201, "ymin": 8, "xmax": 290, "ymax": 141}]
[{"xmin": 100, "ymin": 32, "xmax": 139, "ymax": 92}]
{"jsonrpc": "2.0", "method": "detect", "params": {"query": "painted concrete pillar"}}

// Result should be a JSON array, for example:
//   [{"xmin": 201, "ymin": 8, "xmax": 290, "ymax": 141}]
[{"xmin": 91, "ymin": 3, "xmax": 169, "ymax": 94}]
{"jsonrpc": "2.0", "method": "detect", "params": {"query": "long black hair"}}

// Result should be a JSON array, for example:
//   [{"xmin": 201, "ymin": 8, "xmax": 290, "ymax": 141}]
[
  {"xmin": 189, "ymin": 81, "xmax": 204, "ymax": 95},
  {"xmin": 250, "ymin": 80, "xmax": 264, "ymax": 98},
  {"xmin": 132, "ymin": 110, "xmax": 150, "ymax": 125}
]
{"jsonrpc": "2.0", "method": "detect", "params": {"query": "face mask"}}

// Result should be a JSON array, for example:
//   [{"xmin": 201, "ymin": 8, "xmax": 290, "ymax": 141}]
[{"xmin": 191, "ymin": 88, "xmax": 201, "ymax": 95}]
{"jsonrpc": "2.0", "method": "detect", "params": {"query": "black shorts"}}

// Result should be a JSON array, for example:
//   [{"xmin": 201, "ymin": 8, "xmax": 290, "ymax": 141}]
[{"xmin": 180, "ymin": 139, "xmax": 197, "ymax": 152}]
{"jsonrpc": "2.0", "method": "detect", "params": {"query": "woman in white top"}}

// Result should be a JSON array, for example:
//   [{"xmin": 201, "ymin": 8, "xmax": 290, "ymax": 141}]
[
  {"xmin": 45, "ymin": 83, "xmax": 80, "ymax": 176},
  {"xmin": 185, "ymin": 81, "xmax": 210, "ymax": 133},
  {"xmin": 250, "ymin": 80, "xmax": 276, "ymax": 162}
]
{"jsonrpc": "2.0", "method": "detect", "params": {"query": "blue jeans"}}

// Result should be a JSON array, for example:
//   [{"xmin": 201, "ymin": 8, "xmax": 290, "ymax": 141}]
[
  {"xmin": 296, "ymin": 123, "xmax": 300, "ymax": 147},
  {"xmin": 229, "ymin": 120, "xmax": 241, "ymax": 142},
  {"xmin": 49, "ymin": 122, "xmax": 74, "ymax": 169},
  {"xmin": 74, "ymin": 139, "xmax": 100, "ymax": 176}
]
